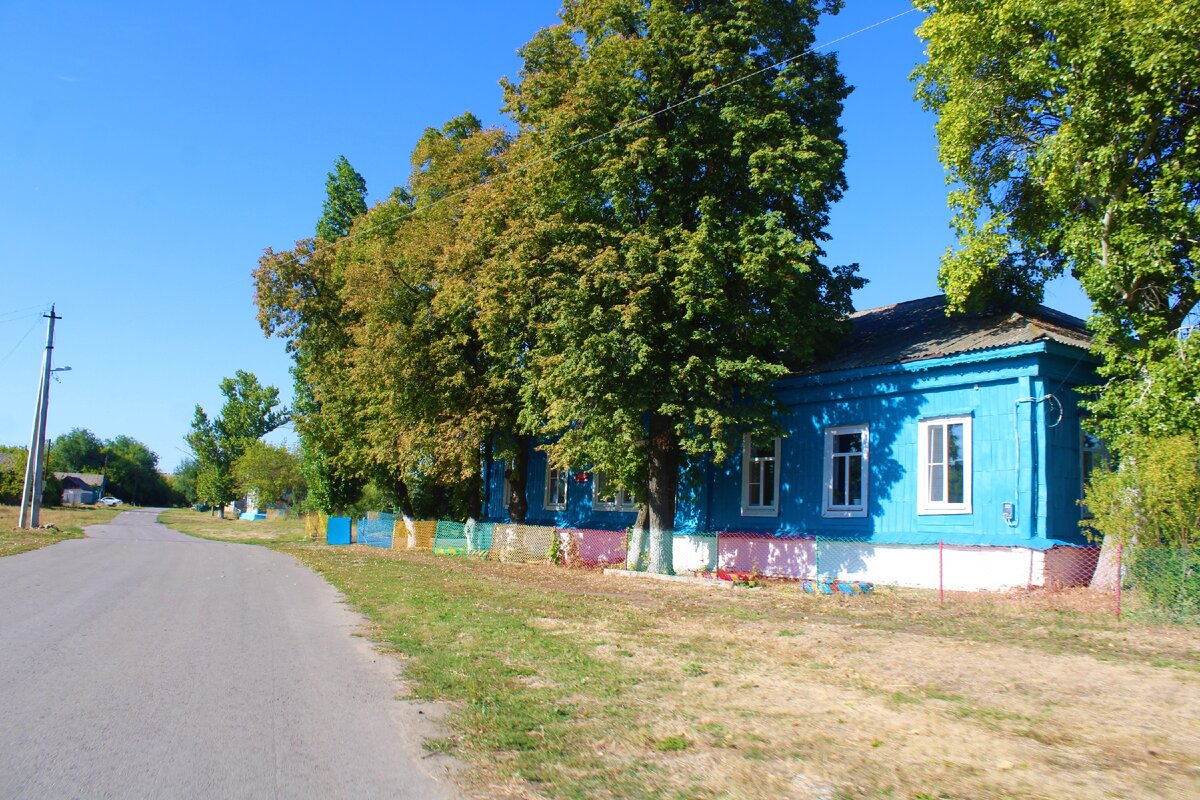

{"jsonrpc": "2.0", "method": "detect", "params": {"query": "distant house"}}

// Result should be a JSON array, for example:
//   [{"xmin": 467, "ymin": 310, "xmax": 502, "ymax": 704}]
[
  {"xmin": 482, "ymin": 295, "xmax": 1102, "ymax": 590},
  {"xmin": 55, "ymin": 472, "xmax": 106, "ymax": 505}
]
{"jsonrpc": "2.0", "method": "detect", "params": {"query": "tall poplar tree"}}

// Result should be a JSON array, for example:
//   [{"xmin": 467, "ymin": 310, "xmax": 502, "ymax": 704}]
[
  {"xmin": 503, "ymin": 0, "xmax": 860, "ymax": 572},
  {"xmin": 256, "ymin": 156, "xmax": 371, "ymax": 512}
]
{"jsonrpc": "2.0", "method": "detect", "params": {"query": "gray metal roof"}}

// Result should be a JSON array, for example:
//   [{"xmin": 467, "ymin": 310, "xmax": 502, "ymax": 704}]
[
  {"xmin": 54, "ymin": 472, "xmax": 106, "ymax": 489},
  {"xmin": 806, "ymin": 295, "xmax": 1092, "ymax": 374}
]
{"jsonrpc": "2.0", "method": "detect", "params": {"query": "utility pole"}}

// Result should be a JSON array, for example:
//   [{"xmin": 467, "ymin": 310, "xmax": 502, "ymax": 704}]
[{"xmin": 18, "ymin": 306, "xmax": 60, "ymax": 529}]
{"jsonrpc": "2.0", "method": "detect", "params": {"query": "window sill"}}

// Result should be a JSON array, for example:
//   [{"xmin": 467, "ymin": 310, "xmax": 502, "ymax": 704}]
[
  {"xmin": 917, "ymin": 506, "xmax": 972, "ymax": 516},
  {"xmin": 822, "ymin": 508, "xmax": 866, "ymax": 519},
  {"xmin": 740, "ymin": 506, "xmax": 779, "ymax": 518}
]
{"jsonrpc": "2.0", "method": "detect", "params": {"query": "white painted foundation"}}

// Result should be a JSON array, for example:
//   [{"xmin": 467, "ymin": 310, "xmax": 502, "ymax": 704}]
[{"xmin": 667, "ymin": 534, "xmax": 1098, "ymax": 591}]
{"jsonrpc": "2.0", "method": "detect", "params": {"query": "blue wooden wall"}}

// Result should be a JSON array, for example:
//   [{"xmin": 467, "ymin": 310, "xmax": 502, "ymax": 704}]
[{"xmin": 485, "ymin": 341, "xmax": 1095, "ymax": 547}]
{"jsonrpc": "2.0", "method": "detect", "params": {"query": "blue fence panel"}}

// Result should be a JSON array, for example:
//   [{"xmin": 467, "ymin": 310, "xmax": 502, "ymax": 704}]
[
  {"xmin": 327, "ymin": 516, "xmax": 352, "ymax": 546},
  {"xmin": 357, "ymin": 513, "xmax": 395, "ymax": 548}
]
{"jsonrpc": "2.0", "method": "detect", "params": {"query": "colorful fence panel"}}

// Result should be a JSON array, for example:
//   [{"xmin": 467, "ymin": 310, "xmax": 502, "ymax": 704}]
[
  {"xmin": 434, "ymin": 520, "xmax": 469, "ymax": 555},
  {"xmin": 469, "ymin": 522, "xmax": 495, "ymax": 554},
  {"xmin": 490, "ymin": 524, "xmax": 555, "ymax": 564},
  {"xmin": 357, "ymin": 513, "xmax": 395, "ymax": 549},
  {"xmin": 326, "ymin": 516, "xmax": 351, "ymax": 546},
  {"xmin": 558, "ymin": 528, "xmax": 627, "ymax": 568},
  {"xmin": 716, "ymin": 532, "xmax": 814, "ymax": 578},
  {"xmin": 409, "ymin": 520, "xmax": 436, "ymax": 551}
]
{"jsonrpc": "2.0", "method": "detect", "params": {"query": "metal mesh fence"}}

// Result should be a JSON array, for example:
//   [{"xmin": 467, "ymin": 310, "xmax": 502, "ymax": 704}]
[
  {"xmin": 469, "ymin": 521, "xmax": 495, "ymax": 554},
  {"xmin": 1120, "ymin": 544, "xmax": 1200, "ymax": 623},
  {"xmin": 489, "ymin": 524, "xmax": 555, "ymax": 564},
  {"xmin": 556, "ymin": 528, "xmax": 628, "ymax": 568},
  {"xmin": 304, "ymin": 513, "xmax": 327, "ymax": 542},
  {"xmin": 434, "ymin": 520, "xmax": 469, "ymax": 555},
  {"xmin": 315, "ymin": 517, "xmax": 1195, "ymax": 624},
  {"xmin": 356, "ymin": 513, "xmax": 395, "ymax": 549}
]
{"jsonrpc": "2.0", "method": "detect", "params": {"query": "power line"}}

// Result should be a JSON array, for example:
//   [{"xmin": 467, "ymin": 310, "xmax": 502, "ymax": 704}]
[
  {"xmin": 0, "ymin": 315, "xmax": 43, "ymax": 368},
  {"xmin": 0, "ymin": 304, "xmax": 51, "ymax": 325},
  {"xmin": 273, "ymin": 7, "xmax": 920, "ymax": 270}
]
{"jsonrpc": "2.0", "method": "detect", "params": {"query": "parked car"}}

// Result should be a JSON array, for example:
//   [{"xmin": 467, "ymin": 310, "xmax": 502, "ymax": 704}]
[{"xmin": 99, "ymin": 496, "xmax": 122, "ymax": 507}]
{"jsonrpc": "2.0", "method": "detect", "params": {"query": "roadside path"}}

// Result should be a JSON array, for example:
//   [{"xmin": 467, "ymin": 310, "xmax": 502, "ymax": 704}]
[{"xmin": 0, "ymin": 508, "xmax": 459, "ymax": 799}]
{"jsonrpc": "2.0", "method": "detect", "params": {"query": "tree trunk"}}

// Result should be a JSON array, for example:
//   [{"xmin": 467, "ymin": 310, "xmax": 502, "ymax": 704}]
[
  {"xmin": 646, "ymin": 412, "xmax": 679, "ymax": 575},
  {"xmin": 507, "ymin": 434, "xmax": 531, "ymax": 524},
  {"xmin": 463, "ymin": 469, "xmax": 483, "ymax": 521},
  {"xmin": 394, "ymin": 477, "xmax": 416, "ymax": 548},
  {"xmin": 1090, "ymin": 534, "xmax": 1124, "ymax": 591},
  {"xmin": 626, "ymin": 504, "xmax": 649, "ymax": 570}
]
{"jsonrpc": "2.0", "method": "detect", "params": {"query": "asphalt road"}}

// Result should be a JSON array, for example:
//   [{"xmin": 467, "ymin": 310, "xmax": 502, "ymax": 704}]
[{"xmin": 0, "ymin": 509, "xmax": 460, "ymax": 799}]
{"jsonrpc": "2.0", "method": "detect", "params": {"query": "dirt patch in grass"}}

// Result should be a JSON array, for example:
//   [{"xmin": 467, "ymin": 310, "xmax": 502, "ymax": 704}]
[
  {"xmin": 0, "ymin": 504, "xmax": 120, "ymax": 557},
  {"xmin": 275, "ymin": 544, "xmax": 1200, "ymax": 799},
  {"xmin": 157, "ymin": 508, "xmax": 307, "ymax": 544}
]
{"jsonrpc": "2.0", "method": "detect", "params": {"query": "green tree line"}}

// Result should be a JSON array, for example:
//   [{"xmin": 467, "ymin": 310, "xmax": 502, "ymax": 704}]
[
  {"xmin": 255, "ymin": 0, "xmax": 1198, "ymax": 578},
  {"xmin": 254, "ymin": 0, "xmax": 861, "ymax": 572}
]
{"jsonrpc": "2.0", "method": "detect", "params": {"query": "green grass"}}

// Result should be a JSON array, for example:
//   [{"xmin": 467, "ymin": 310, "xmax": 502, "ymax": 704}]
[
  {"xmin": 280, "ymin": 546, "xmax": 664, "ymax": 799},
  {"xmin": 0, "ymin": 504, "xmax": 119, "ymax": 557},
  {"xmin": 156, "ymin": 508, "xmax": 307, "ymax": 545},
  {"xmin": 149, "ymin": 515, "xmax": 1200, "ymax": 799}
]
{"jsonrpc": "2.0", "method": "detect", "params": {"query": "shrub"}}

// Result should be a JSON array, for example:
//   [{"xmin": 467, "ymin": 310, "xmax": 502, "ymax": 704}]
[{"xmin": 1085, "ymin": 433, "xmax": 1200, "ymax": 618}]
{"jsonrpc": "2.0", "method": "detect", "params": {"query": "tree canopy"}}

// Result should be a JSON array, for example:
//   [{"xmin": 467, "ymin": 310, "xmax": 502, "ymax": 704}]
[
  {"xmin": 187, "ymin": 371, "xmax": 288, "ymax": 512},
  {"xmin": 232, "ymin": 440, "xmax": 305, "ymax": 507},
  {"xmin": 316, "ymin": 155, "xmax": 368, "ymax": 242},
  {"xmin": 252, "ymin": 2, "xmax": 861, "ymax": 564},
  {"xmin": 41, "ymin": 428, "xmax": 178, "ymax": 506},
  {"xmin": 499, "ymin": 0, "xmax": 859, "ymax": 570},
  {"xmin": 915, "ymin": 0, "xmax": 1200, "ymax": 450}
]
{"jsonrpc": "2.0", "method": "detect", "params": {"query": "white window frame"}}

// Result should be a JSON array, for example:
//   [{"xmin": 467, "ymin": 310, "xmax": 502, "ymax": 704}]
[
  {"xmin": 1080, "ymin": 430, "xmax": 1107, "ymax": 520},
  {"xmin": 823, "ymin": 424, "xmax": 868, "ymax": 518},
  {"xmin": 543, "ymin": 463, "xmax": 568, "ymax": 511},
  {"xmin": 741, "ymin": 435, "xmax": 781, "ymax": 517},
  {"xmin": 592, "ymin": 471, "xmax": 636, "ymax": 512},
  {"xmin": 917, "ymin": 416, "xmax": 973, "ymax": 515}
]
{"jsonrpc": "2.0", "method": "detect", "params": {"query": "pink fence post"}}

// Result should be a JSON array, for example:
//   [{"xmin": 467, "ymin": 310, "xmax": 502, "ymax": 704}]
[
  {"xmin": 938, "ymin": 539, "xmax": 944, "ymax": 606},
  {"xmin": 1115, "ymin": 540, "xmax": 1123, "ymax": 620}
]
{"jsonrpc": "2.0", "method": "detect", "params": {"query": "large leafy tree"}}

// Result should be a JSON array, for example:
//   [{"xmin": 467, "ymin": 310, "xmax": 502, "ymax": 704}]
[
  {"xmin": 46, "ymin": 428, "xmax": 104, "ymax": 473},
  {"xmin": 103, "ymin": 435, "xmax": 169, "ymax": 506},
  {"xmin": 339, "ymin": 113, "xmax": 516, "ymax": 520},
  {"xmin": 914, "ymin": 0, "xmax": 1200, "ymax": 450},
  {"xmin": 187, "ymin": 371, "xmax": 288, "ymax": 514},
  {"xmin": 232, "ymin": 440, "xmax": 305, "ymax": 507},
  {"xmin": 502, "ymin": 0, "xmax": 859, "ymax": 572}
]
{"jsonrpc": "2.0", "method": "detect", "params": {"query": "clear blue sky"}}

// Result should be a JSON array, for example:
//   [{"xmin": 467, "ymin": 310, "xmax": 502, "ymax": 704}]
[{"xmin": 0, "ymin": 1, "xmax": 1089, "ymax": 473}]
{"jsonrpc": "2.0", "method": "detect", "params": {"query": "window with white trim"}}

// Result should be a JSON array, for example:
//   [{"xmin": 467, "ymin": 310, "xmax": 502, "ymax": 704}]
[
  {"xmin": 592, "ymin": 471, "xmax": 636, "ymax": 511},
  {"xmin": 823, "ymin": 424, "xmax": 868, "ymax": 517},
  {"xmin": 1080, "ymin": 430, "xmax": 1107, "ymax": 519},
  {"xmin": 544, "ymin": 464, "xmax": 568, "ymax": 511},
  {"xmin": 741, "ymin": 435, "xmax": 780, "ymax": 516},
  {"xmin": 917, "ymin": 416, "xmax": 972, "ymax": 514}
]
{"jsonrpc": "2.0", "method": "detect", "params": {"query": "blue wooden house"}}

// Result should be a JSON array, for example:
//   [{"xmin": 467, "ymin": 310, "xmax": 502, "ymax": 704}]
[{"xmin": 483, "ymin": 296, "xmax": 1102, "ymax": 589}]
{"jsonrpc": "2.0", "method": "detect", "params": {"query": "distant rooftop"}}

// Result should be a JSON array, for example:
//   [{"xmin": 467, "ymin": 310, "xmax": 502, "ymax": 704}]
[
  {"xmin": 806, "ymin": 295, "xmax": 1092, "ymax": 374},
  {"xmin": 54, "ymin": 472, "xmax": 105, "ymax": 489}
]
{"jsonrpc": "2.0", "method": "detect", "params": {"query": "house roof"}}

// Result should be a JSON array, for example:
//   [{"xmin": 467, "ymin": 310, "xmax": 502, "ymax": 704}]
[
  {"xmin": 0, "ymin": 452, "xmax": 15, "ymax": 470},
  {"xmin": 54, "ymin": 472, "xmax": 105, "ymax": 489},
  {"xmin": 805, "ymin": 294, "xmax": 1092, "ymax": 374}
]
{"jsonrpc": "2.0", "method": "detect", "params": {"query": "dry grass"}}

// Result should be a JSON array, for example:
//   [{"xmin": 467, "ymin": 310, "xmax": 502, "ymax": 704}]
[
  {"xmin": 269, "ymin": 543, "xmax": 1200, "ymax": 800},
  {"xmin": 157, "ymin": 507, "xmax": 308, "ymax": 544},
  {"xmin": 0, "ymin": 503, "xmax": 120, "ymax": 557}
]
